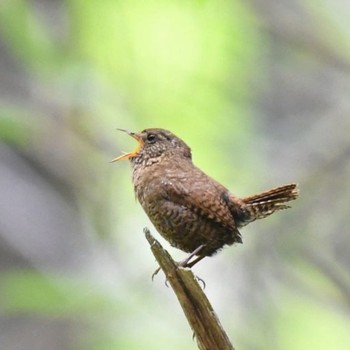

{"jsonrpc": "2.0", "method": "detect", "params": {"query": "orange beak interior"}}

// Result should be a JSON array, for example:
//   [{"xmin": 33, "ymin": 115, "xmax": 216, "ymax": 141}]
[{"xmin": 111, "ymin": 129, "xmax": 143, "ymax": 162}]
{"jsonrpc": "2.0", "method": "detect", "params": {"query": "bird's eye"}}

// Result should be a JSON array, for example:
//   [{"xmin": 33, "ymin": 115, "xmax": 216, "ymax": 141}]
[{"xmin": 146, "ymin": 134, "xmax": 156, "ymax": 143}]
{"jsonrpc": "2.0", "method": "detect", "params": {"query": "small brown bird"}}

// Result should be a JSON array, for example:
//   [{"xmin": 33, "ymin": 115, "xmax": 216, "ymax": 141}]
[{"xmin": 113, "ymin": 128, "xmax": 299, "ymax": 268}]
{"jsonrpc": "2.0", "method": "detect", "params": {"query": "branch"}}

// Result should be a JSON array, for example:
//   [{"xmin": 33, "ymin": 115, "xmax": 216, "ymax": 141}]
[{"xmin": 144, "ymin": 228, "xmax": 235, "ymax": 350}]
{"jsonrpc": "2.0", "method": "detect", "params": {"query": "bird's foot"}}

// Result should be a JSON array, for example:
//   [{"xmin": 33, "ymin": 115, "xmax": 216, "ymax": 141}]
[
  {"xmin": 151, "ymin": 266, "xmax": 161, "ymax": 281},
  {"xmin": 177, "ymin": 244, "xmax": 206, "ymax": 268},
  {"xmin": 151, "ymin": 244, "xmax": 207, "ymax": 287},
  {"xmin": 151, "ymin": 263, "xmax": 206, "ymax": 288}
]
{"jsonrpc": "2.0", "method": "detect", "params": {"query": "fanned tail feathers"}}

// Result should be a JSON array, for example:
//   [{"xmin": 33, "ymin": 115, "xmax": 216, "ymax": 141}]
[{"xmin": 238, "ymin": 183, "xmax": 299, "ymax": 227}]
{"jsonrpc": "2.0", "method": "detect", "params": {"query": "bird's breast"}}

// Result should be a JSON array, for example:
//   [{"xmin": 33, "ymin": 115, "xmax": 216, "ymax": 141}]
[{"xmin": 132, "ymin": 162, "xmax": 166, "ymax": 203}]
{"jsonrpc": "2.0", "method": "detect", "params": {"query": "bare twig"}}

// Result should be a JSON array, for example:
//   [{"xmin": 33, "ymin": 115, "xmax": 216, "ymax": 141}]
[{"xmin": 144, "ymin": 227, "xmax": 235, "ymax": 350}]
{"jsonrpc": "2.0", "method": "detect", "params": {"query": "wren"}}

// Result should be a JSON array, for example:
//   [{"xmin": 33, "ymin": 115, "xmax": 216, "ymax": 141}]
[{"xmin": 113, "ymin": 128, "xmax": 299, "ymax": 267}]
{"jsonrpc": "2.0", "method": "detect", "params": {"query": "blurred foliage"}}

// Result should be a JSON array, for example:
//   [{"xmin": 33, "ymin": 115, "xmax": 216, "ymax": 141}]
[
  {"xmin": 275, "ymin": 290, "xmax": 350, "ymax": 350},
  {"xmin": 1, "ymin": 0, "xmax": 350, "ymax": 350},
  {"xmin": 0, "ymin": 271, "xmax": 119, "ymax": 316},
  {"xmin": 0, "ymin": 0, "xmax": 260, "ymax": 183},
  {"xmin": 0, "ymin": 108, "xmax": 32, "ymax": 146}
]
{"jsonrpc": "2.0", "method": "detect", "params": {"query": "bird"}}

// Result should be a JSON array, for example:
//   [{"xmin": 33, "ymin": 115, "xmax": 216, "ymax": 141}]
[{"xmin": 112, "ymin": 128, "xmax": 299, "ymax": 268}]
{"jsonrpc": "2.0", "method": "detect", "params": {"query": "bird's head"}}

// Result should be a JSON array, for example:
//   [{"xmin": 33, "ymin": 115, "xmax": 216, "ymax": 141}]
[{"xmin": 112, "ymin": 128, "xmax": 192, "ymax": 166}]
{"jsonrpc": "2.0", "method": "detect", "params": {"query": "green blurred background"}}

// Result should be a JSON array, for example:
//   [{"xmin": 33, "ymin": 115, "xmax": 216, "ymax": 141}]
[{"xmin": 1, "ymin": 1, "xmax": 350, "ymax": 349}]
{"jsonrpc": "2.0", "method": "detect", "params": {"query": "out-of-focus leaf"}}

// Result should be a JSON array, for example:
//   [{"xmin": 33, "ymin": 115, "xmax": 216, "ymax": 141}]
[
  {"xmin": 0, "ymin": 271, "xmax": 121, "ymax": 317},
  {"xmin": 0, "ymin": 0, "xmax": 66, "ymax": 75},
  {"xmin": 276, "ymin": 292, "xmax": 350, "ymax": 350},
  {"xmin": 0, "ymin": 108, "xmax": 34, "ymax": 145}
]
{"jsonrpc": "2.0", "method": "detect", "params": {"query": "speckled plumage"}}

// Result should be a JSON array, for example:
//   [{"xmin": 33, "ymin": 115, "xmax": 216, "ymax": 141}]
[{"xmin": 116, "ymin": 128, "xmax": 299, "ymax": 264}]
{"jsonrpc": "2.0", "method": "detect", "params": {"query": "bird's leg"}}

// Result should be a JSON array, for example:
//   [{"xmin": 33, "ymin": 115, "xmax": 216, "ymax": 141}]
[
  {"xmin": 151, "ymin": 244, "xmax": 206, "ymax": 281},
  {"xmin": 183, "ymin": 254, "xmax": 205, "ymax": 268},
  {"xmin": 177, "ymin": 244, "xmax": 206, "ymax": 268},
  {"xmin": 178, "ymin": 245, "xmax": 207, "ymax": 288}
]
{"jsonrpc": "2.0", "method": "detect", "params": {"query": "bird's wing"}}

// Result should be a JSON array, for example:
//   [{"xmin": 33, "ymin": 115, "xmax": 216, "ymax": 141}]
[{"xmin": 162, "ymin": 168, "xmax": 236, "ymax": 230}]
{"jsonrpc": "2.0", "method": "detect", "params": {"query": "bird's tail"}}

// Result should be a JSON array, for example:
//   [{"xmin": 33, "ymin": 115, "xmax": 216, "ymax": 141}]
[{"xmin": 238, "ymin": 183, "xmax": 299, "ymax": 227}]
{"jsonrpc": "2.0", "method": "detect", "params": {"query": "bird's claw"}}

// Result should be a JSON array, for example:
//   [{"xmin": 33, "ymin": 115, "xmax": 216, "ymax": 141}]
[
  {"xmin": 151, "ymin": 266, "xmax": 170, "ymax": 287},
  {"xmin": 151, "ymin": 266, "xmax": 161, "ymax": 281},
  {"xmin": 151, "ymin": 263, "xmax": 206, "ymax": 289}
]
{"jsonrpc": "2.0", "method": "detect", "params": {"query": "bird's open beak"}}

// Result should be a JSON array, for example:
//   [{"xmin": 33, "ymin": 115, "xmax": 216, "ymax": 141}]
[{"xmin": 111, "ymin": 129, "xmax": 144, "ymax": 162}]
